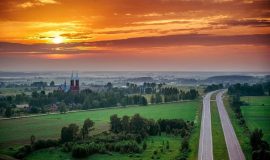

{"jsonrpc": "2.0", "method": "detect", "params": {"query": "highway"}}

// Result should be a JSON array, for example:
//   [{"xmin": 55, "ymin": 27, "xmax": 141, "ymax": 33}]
[
  {"xmin": 198, "ymin": 91, "xmax": 214, "ymax": 160},
  {"xmin": 216, "ymin": 90, "xmax": 245, "ymax": 160}
]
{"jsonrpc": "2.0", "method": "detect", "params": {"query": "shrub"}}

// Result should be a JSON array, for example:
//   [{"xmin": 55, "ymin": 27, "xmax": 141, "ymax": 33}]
[
  {"xmin": 72, "ymin": 144, "xmax": 88, "ymax": 158},
  {"xmin": 62, "ymin": 142, "xmax": 74, "ymax": 152},
  {"xmin": 166, "ymin": 141, "xmax": 170, "ymax": 149},
  {"xmin": 181, "ymin": 138, "xmax": 189, "ymax": 152},
  {"xmin": 15, "ymin": 145, "xmax": 32, "ymax": 159},
  {"xmin": 33, "ymin": 139, "xmax": 59, "ymax": 150},
  {"xmin": 143, "ymin": 141, "xmax": 147, "ymax": 150}
]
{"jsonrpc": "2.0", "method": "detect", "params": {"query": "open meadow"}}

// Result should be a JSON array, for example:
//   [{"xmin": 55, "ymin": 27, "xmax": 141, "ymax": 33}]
[{"xmin": 241, "ymin": 96, "xmax": 270, "ymax": 143}]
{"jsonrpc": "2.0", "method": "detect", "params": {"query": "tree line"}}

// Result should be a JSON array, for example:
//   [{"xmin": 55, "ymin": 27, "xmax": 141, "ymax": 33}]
[
  {"xmin": 229, "ymin": 93, "xmax": 270, "ymax": 160},
  {"xmin": 0, "ymin": 84, "xmax": 199, "ymax": 117},
  {"xmin": 161, "ymin": 87, "xmax": 199, "ymax": 102},
  {"xmin": 204, "ymin": 84, "xmax": 223, "ymax": 93},
  {"xmin": 228, "ymin": 82, "xmax": 270, "ymax": 96},
  {"xmin": 0, "ymin": 88, "xmax": 148, "ymax": 117}
]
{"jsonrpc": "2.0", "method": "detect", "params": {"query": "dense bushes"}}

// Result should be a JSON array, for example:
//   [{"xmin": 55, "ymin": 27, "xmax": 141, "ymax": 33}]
[
  {"xmin": 158, "ymin": 119, "xmax": 194, "ymax": 138},
  {"xmin": 33, "ymin": 139, "xmax": 59, "ymax": 150},
  {"xmin": 114, "ymin": 140, "xmax": 141, "ymax": 153},
  {"xmin": 72, "ymin": 143, "xmax": 106, "ymax": 158},
  {"xmin": 71, "ymin": 139, "xmax": 142, "ymax": 158},
  {"xmin": 72, "ymin": 144, "xmax": 89, "ymax": 158},
  {"xmin": 250, "ymin": 129, "xmax": 270, "ymax": 160},
  {"xmin": 15, "ymin": 139, "xmax": 59, "ymax": 159},
  {"xmin": 15, "ymin": 145, "xmax": 32, "ymax": 159}
]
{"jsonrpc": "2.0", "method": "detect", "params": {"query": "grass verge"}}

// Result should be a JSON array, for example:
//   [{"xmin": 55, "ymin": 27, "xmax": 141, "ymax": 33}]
[{"xmin": 188, "ymin": 101, "xmax": 202, "ymax": 160}]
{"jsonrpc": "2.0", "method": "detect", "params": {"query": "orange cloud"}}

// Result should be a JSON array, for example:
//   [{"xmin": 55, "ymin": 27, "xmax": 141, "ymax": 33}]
[{"xmin": 0, "ymin": 0, "xmax": 269, "ymax": 71}]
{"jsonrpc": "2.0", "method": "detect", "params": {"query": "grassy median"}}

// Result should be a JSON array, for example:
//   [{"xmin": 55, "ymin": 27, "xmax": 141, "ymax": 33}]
[{"xmin": 211, "ymin": 101, "xmax": 229, "ymax": 160}]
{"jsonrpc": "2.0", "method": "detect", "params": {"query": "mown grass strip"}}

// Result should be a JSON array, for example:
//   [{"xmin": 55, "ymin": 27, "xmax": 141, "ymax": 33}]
[{"xmin": 211, "ymin": 101, "xmax": 229, "ymax": 160}]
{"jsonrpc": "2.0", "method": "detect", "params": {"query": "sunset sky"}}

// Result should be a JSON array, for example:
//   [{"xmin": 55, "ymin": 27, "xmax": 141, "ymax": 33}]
[{"xmin": 0, "ymin": 0, "xmax": 269, "ymax": 72}]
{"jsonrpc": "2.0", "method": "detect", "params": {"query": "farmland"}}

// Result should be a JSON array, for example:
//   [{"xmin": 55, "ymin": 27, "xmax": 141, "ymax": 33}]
[
  {"xmin": 241, "ymin": 96, "xmax": 270, "ymax": 143},
  {"xmin": 0, "ymin": 101, "xmax": 199, "ymax": 151}
]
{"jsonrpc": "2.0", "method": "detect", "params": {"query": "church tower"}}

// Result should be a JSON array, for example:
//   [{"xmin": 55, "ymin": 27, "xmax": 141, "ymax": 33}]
[
  {"xmin": 70, "ymin": 72, "xmax": 74, "ymax": 89},
  {"xmin": 70, "ymin": 72, "xmax": 79, "ymax": 92},
  {"xmin": 75, "ymin": 72, "xmax": 79, "ymax": 91}
]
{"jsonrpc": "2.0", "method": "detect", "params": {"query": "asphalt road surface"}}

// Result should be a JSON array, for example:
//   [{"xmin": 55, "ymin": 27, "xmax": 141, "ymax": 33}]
[
  {"xmin": 198, "ymin": 91, "xmax": 214, "ymax": 160},
  {"xmin": 216, "ymin": 90, "xmax": 245, "ymax": 160}
]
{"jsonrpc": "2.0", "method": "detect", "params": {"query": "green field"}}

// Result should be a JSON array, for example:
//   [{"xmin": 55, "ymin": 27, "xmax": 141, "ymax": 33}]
[
  {"xmin": 0, "ymin": 87, "xmax": 55, "ymax": 96},
  {"xmin": 0, "ymin": 101, "xmax": 199, "ymax": 150},
  {"xmin": 211, "ymin": 101, "xmax": 229, "ymax": 160},
  {"xmin": 241, "ymin": 96, "xmax": 270, "ymax": 143}
]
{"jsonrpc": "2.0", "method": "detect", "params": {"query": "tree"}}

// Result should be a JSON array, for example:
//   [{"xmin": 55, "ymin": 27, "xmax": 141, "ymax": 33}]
[
  {"xmin": 5, "ymin": 107, "xmax": 12, "ymax": 117},
  {"xmin": 61, "ymin": 123, "xmax": 79, "ymax": 142},
  {"xmin": 40, "ymin": 90, "xmax": 45, "ymax": 95},
  {"xmin": 82, "ymin": 118, "xmax": 94, "ymax": 139},
  {"xmin": 189, "ymin": 89, "xmax": 199, "ymax": 99},
  {"xmin": 165, "ymin": 125, "xmax": 171, "ymax": 135},
  {"xmin": 30, "ymin": 135, "xmax": 36, "ymax": 145},
  {"xmin": 31, "ymin": 91, "xmax": 39, "ymax": 98},
  {"xmin": 250, "ymin": 128, "xmax": 263, "ymax": 151},
  {"xmin": 59, "ymin": 102, "xmax": 67, "ymax": 113},
  {"xmin": 150, "ymin": 95, "xmax": 156, "ymax": 104},
  {"xmin": 105, "ymin": 82, "xmax": 113, "ymax": 90},
  {"xmin": 148, "ymin": 120, "xmax": 160, "ymax": 135},
  {"xmin": 72, "ymin": 144, "xmax": 88, "ymax": 158},
  {"xmin": 50, "ymin": 81, "xmax": 55, "ymax": 87},
  {"xmin": 143, "ymin": 141, "xmax": 147, "ymax": 150},
  {"xmin": 110, "ymin": 114, "xmax": 122, "ymax": 133},
  {"xmin": 130, "ymin": 114, "xmax": 147, "ymax": 136},
  {"xmin": 252, "ymin": 149, "xmax": 270, "ymax": 160},
  {"xmin": 181, "ymin": 138, "xmax": 189, "ymax": 152},
  {"xmin": 140, "ymin": 96, "xmax": 148, "ymax": 106},
  {"xmin": 166, "ymin": 140, "xmax": 170, "ymax": 149},
  {"xmin": 121, "ymin": 115, "xmax": 130, "ymax": 133},
  {"xmin": 155, "ymin": 94, "xmax": 163, "ymax": 103},
  {"xmin": 83, "ymin": 96, "xmax": 92, "ymax": 109}
]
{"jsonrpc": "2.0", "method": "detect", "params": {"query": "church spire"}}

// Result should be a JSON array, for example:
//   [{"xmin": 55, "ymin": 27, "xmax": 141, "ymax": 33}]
[{"xmin": 71, "ymin": 71, "xmax": 74, "ymax": 80}]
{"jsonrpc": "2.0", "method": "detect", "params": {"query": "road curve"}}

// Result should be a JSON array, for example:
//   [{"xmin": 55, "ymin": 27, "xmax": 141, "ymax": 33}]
[
  {"xmin": 198, "ymin": 91, "xmax": 214, "ymax": 160},
  {"xmin": 216, "ymin": 90, "xmax": 245, "ymax": 160}
]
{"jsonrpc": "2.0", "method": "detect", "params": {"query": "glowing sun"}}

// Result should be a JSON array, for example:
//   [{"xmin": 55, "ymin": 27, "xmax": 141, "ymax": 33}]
[{"xmin": 52, "ymin": 36, "xmax": 64, "ymax": 44}]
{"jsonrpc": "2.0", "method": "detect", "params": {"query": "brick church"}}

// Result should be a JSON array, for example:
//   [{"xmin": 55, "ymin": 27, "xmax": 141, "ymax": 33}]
[{"xmin": 58, "ymin": 72, "xmax": 79, "ymax": 92}]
